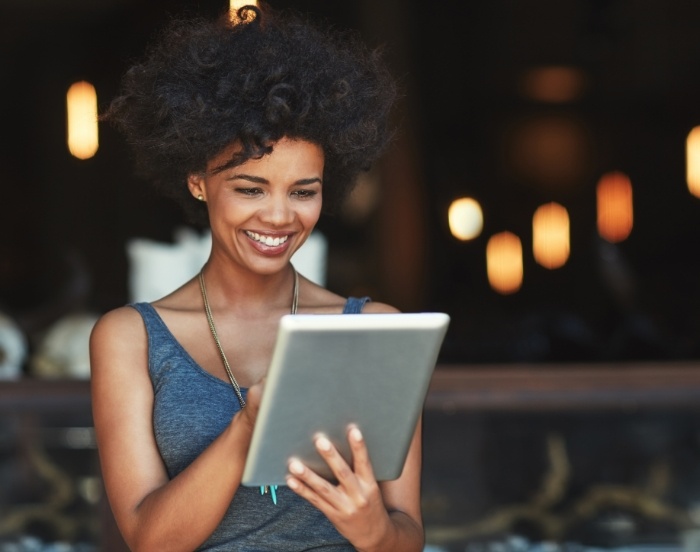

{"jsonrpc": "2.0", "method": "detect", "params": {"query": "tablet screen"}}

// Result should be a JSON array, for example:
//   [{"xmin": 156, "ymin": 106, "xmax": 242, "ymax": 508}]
[{"xmin": 241, "ymin": 312, "xmax": 450, "ymax": 486}]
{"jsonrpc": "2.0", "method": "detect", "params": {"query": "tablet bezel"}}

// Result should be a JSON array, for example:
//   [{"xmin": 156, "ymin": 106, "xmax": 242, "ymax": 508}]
[{"xmin": 241, "ymin": 311, "xmax": 450, "ymax": 487}]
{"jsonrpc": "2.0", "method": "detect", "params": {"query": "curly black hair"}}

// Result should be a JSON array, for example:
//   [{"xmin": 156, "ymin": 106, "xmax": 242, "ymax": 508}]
[{"xmin": 103, "ymin": 3, "xmax": 397, "ymax": 227}]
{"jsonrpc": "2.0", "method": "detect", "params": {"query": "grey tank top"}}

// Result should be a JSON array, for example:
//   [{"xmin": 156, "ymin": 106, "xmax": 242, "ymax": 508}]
[{"xmin": 130, "ymin": 296, "xmax": 371, "ymax": 551}]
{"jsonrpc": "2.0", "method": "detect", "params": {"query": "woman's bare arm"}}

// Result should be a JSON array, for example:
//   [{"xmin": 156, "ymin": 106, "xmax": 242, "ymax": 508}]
[{"xmin": 90, "ymin": 307, "xmax": 261, "ymax": 552}]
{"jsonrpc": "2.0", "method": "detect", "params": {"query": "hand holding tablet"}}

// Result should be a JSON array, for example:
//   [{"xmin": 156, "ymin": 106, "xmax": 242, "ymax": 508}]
[{"xmin": 241, "ymin": 312, "xmax": 450, "ymax": 486}]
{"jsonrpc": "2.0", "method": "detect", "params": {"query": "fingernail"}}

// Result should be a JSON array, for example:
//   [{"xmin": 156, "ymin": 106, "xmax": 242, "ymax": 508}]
[
  {"xmin": 316, "ymin": 436, "xmax": 332, "ymax": 451},
  {"xmin": 289, "ymin": 460, "xmax": 304, "ymax": 475},
  {"xmin": 350, "ymin": 427, "xmax": 363, "ymax": 442},
  {"xmin": 287, "ymin": 476, "xmax": 299, "ymax": 489}
]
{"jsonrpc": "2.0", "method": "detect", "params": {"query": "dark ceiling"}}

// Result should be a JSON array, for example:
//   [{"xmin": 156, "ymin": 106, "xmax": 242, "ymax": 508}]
[{"xmin": 2, "ymin": 0, "xmax": 700, "ymax": 364}]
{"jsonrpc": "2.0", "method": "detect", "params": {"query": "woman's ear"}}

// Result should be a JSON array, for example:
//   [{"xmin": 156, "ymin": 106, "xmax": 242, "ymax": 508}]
[{"xmin": 187, "ymin": 174, "xmax": 206, "ymax": 202}]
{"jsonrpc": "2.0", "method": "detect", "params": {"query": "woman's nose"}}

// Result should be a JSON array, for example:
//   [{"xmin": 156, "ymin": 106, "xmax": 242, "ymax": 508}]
[{"xmin": 259, "ymin": 195, "xmax": 293, "ymax": 226}]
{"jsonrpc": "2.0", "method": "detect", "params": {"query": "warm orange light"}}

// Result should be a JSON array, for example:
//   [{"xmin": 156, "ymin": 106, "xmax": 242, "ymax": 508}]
[
  {"xmin": 521, "ymin": 65, "xmax": 587, "ymax": 103},
  {"xmin": 532, "ymin": 202, "xmax": 570, "ymax": 269},
  {"xmin": 486, "ymin": 231, "xmax": 523, "ymax": 294},
  {"xmin": 597, "ymin": 171, "xmax": 633, "ymax": 243},
  {"xmin": 229, "ymin": 0, "xmax": 258, "ymax": 21},
  {"xmin": 66, "ymin": 81, "xmax": 98, "ymax": 160},
  {"xmin": 508, "ymin": 116, "xmax": 589, "ymax": 191},
  {"xmin": 448, "ymin": 197, "xmax": 483, "ymax": 241},
  {"xmin": 687, "ymin": 126, "xmax": 700, "ymax": 198}
]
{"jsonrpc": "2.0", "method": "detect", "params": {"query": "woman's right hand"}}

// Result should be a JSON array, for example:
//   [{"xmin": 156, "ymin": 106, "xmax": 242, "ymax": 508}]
[{"xmin": 236, "ymin": 376, "xmax": 266, "ymax": 431}]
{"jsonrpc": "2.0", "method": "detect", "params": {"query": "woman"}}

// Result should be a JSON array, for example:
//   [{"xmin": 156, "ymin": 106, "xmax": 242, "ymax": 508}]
[{"xmin": 89, "ymin": 4, "xmax": 424, "ymax": 551}]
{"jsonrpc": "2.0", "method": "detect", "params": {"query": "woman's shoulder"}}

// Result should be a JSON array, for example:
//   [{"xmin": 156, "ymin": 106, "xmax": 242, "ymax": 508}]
[
  {"xmin": 300, "ymin": 277, "xmax": 399, "ymax": 314},
  {"xmin": 90, "ymin": 305, "xmax": 146, "ymax": 350},
  {"xmin": 89, "ymin": 305, "xmax": 151, "ymax": 384}
]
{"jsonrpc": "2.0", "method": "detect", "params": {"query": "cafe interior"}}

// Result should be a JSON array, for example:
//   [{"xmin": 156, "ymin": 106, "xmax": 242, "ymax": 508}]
[{"xmin": 2, "ymin": 0, "xmax": 700, "ymax": 550}]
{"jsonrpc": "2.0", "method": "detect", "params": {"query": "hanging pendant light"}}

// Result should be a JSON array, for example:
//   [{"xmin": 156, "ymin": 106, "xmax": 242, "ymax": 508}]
[
  {"xmin": 596, "ymin": 171, "xmax": 633, "ymax": 243},
  {"xmin": 448, "ymin": 197, "xmax": 483, "ymax": 241},
  {"xmin": 486, "ymin": 231, "xmax": 523, "ymax": 294},
  {"xmin": 532, "ymin": 202, "xmax": 570, "ymax": 269},
  {"xmin": 686, "ymin": 126, "xmax": 700, "ymax": 198},
  {"xmin": 66, "ymin": 80, "xmax": 98, "ymax": 160},
  {"xmin": 229, "ymin": 0, "xmax": 258, "ymax": 21}
]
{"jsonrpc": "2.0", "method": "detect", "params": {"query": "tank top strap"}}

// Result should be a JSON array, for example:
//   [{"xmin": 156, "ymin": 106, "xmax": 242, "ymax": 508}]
[
  {"xmin": 342, "ymin": 296, "xmax": 371, "ymax": 314},
  {"xmin": 127, "ymin": 302, "xmax": 173, "ymax": 379},
  {"xmin": 129, "ymin": 302, "xmax": 162, "ymax": 332}
]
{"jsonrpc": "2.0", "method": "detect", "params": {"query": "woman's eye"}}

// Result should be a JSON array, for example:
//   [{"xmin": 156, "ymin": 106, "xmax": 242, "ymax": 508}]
[
  {"xmin": 291, "ymin": 189, "xmax": 317, "ymax": 199},
  {"xmin": 236, "ymin": 187, "xmax": 263, "ymax": 196}
]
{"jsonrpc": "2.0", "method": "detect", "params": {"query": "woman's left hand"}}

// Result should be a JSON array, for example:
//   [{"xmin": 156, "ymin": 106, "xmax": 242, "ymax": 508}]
[{"xmin": 286, "ymin": 425, "xmax": 391, "ymax": 550}]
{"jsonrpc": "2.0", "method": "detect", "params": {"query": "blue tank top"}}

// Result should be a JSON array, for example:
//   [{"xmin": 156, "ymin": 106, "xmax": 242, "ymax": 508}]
[{"xmin": 130, "ymin": 296, "xmax": 371, "ymax": 551}]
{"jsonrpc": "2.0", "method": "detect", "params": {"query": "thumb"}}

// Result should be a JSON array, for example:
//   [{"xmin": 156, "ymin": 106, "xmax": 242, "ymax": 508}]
[{"xmin": 237, "ymin": 377, "xmax": 266, "ymax": 429}]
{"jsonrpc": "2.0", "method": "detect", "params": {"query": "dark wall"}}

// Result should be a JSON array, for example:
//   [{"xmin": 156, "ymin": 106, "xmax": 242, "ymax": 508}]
[{"xmin": 2, "ymin": 0, "xmax": 700, "ymax": 364}]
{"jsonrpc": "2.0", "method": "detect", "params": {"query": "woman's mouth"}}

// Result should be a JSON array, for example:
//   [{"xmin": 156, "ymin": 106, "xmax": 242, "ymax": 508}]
[{"xmin": 245, "ymin": 231, "xmax": 290, "ymax": 247}]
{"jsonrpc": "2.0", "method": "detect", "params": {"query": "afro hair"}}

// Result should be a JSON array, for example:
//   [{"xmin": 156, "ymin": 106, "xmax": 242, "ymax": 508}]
[{"xmin": 103, "ymin": 4, "xmax": 398, "ymax": 226}]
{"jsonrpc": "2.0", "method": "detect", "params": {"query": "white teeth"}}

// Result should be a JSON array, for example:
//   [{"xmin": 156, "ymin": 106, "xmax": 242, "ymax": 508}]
[{"xmin": 246, "ymin": 231, "xmax": 288, "ymax": 247}]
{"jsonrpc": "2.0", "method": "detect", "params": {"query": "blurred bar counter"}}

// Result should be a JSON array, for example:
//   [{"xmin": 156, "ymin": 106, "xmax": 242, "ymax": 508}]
[
  {"xmin": 427, "ymin": 361, "xmax": 700, "ymax": 411},
  {"xmin": 3, "ymin": 361, "xmax": 700, "ymax": 412}
]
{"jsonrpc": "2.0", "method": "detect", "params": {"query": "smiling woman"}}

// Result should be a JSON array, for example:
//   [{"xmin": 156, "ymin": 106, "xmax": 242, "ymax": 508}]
[
  {"xmin": 186, "ymin": 138, "xmax": 324, "ymax": 277},
  {"xmin": 88, "ymin": 3, "xmax": 424, "ymax": 552}
]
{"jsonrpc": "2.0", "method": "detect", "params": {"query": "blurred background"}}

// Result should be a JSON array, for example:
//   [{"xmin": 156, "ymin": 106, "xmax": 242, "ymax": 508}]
[
  {"xmin": 2, "ymin": 0, "xmax": 700, "ymax": 363},
  {"xmin": 2, "ymin": 0, "xmax": 700, "ymax": 551}
]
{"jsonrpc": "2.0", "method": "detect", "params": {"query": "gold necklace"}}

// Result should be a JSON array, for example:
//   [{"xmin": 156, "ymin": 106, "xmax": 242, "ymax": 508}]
[
  {"xmin": 198, "ymin": 267, "xmax": 298, "ymax": 506},
  {"xmin": 198, "ymin": 267, "xmax": 299, "ymax": 409}
]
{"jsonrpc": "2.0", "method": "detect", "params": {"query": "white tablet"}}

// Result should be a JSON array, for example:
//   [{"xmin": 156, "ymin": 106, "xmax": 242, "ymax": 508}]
[{"xmin": 241, "ymin": 311, "xmax": 450, "ymax": 486}]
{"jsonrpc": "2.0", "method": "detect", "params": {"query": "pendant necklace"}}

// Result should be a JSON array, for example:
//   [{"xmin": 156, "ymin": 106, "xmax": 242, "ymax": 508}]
[{"xmin": 198, "ymin": 266, "xmax": 299, "ymax": 505}]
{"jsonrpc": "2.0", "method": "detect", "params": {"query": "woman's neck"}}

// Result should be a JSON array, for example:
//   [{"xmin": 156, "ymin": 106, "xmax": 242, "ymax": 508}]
[{"xmin": 198, "ymin": 260, "xmax": 298, "ymax": 316}]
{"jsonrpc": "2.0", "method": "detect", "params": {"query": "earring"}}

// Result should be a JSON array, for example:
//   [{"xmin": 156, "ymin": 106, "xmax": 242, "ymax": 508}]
[{"xmin": 197, "ymin": 194, "xmax": 204, "ymax": 202}]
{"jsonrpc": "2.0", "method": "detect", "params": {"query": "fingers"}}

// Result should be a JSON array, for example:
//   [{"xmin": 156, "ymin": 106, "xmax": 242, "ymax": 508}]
[
  {"xmin": 287, "ymin": 428, "xmax": 387, "ymax": 546},
  {"xmin": 247, "ymin": 376, "xmax": 266, "ymax": 405},
  {"xmin": 346, "ymin": 425, "xmax": 376, "ymax": 482},
  {"xmin": 315, "ymin": 434, "xmax": 357, "ymax": 485},
  {"xmin": 286, "ymin": 426, "xmax": 377, "ymax": 505},
  {"xmin": 286, "ymin": 457, "xmax": 340, "ymax": 509},
  {"xmin": 286, "ymin": 435, "xmax": 351, "ymax": 490},
  {"xmin": 285, "ymin": 435, "xmax": 352, "ymax": 507}
]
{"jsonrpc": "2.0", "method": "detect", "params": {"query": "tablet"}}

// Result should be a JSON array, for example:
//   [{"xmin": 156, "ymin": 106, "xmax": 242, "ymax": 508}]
[{"xmin": 241, "ymin": 311, "xmax": 450, "ymax": 486}]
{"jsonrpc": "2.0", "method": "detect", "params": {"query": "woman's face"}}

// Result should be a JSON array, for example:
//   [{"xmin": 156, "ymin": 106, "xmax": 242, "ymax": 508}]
[{"xmin": 188, "ymin": 137, "xmax": 324, "ymax": 276}]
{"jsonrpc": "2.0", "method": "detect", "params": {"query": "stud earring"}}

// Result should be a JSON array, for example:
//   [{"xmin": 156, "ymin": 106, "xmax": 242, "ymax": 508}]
[{"xmin": 197, "ymin": 194, "xmax": 205, "ymax": 202}]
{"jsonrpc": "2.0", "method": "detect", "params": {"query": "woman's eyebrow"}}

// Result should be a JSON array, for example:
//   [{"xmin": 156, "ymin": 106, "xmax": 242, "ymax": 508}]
[
  {"xmin": 226, "ymin": 174, "xmax": 322, "ymax": 185},
  {"xmin": 295, "ymin": 177, "xmax": 323, "ymax": 185},
  {"xmin": 226, "ymin": 173, "xmax": 268, "ymax": 183}
]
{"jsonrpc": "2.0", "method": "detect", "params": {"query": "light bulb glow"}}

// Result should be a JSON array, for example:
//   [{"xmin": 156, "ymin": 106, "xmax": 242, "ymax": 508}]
[
  {"xmin": 687, "ymin": 126, "xmax": 700, "ymax": 198},
  {"xmin": 532, "ymin": 202, "xmax": 570, "ymax": 269},
  {"xmin": 486, "ymin": 231, "xmax": 523, "ymax": 294},
  {"xmin": 448, "ymin": 197, "xmax": 483, "ymax": 241},
  {"xmin": 66, "ymin": 81, "xmax": 98, "ymax": 160},
  {"xmin": 597, "ymin": 171, "xmax": 633, "ymax": 243},
  {"xmin": 229, "ymin": 0, "xmax": 258, "ymax": 21},
  {"xmin": 521, "ymin": 65, "xmax": 586, "ymax": 103}
]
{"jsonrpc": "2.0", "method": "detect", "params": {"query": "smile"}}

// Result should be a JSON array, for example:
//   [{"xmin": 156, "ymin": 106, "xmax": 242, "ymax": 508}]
[{"xmin": 245, "ymin": 231, "xmax": 290, "ymax": 247}]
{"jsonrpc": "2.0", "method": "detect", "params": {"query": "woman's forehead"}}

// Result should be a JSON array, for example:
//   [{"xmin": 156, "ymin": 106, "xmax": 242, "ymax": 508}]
[{"xmin": 208, "ymin": 137, "xmax": 324, "ymax": 174}]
